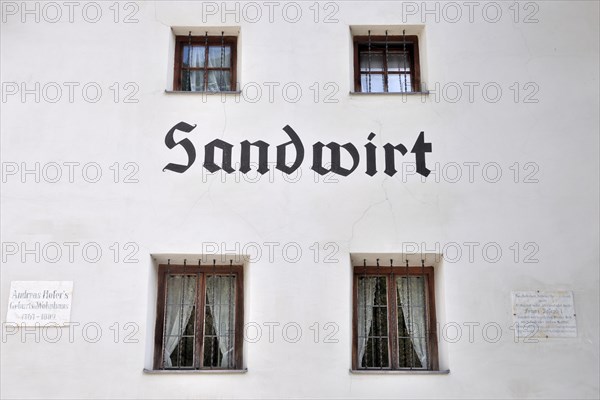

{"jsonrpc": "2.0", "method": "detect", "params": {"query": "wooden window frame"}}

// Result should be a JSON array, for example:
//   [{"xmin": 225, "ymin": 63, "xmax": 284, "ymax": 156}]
[
  {"xmin": 353, "ymin": 35, "xmax": 421, "ymax": 93},
  {"xmin": 173, "ymin": 35, "xmax": 238, "ymax": 92},
  {"xmin": 352, "ymin": 266, "xmax": 439, "ymax": 371},
  {"xmin": 153, "ymin": 264, "xmax": 244, "ymax": 370}
]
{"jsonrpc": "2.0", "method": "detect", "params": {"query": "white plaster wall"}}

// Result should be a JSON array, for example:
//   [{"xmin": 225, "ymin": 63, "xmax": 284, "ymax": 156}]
[{"xmin": 1, "ymin": 1, "xmax": 598, "ymax": 399}]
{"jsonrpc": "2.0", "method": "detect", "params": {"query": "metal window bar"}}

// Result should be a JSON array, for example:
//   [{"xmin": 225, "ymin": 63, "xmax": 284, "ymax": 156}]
[
  {"xmin": 220, "ymin": 31, "xmax": 225, "ymax": 91},
  {"xmin": 405, "ymin": 259, "xmax": 413, "ymax": 369},
  {"xmin": 203, "ymin": 32, "xmax": 209, "ymax": 91},
  {"xmin": 396, "ymin": 260, "xmax": 408, "ymax": 367},
  {"xmin": 402, "ymin": 29, "xmax": 408, "ymax": 93},
  {"xmin": 388, "ymin": 258, "xmax": 400, "ymax": 368},
  {"xmin": 362, "ymin": 259, "xmax": 367, "ymax": 368},
  {"xmin": 209, "ymin": 259, "xmax": 216, "ymax": 368},
  {"xmin": 196, "ymin": 259, "xmax": 202, "ymax": 369},
  {"xmin": 370, "ymin": 278, "xmax": 375, "ymax": 368},
  {"xmin": 186, "ymin": 32, "xmax": 192, "ymax": 91},
  {"xmin": 160, "ymin": 262, "xmax": 169, "ymax": 368},
  {"xmin": 228, "ymin": 260, "xmax": 234, "ymax": 369},
  {"xmin": 367, "ymin": 31, "xmax": 372, "ymax": 93},
  {"xmin": 389, "ymin": 259, "xmax": 394, "ymax": 367},
  {"xmin": 384, "ymin": 31, "xmax": 389, "ymax": 93},
  {"xmin": 192, "ymin": 274, "xmax": 198, "ymax": 368},
  {"xmin": 421, "ymin": 259, "xmax": 429, "ymax": 369},
  {"xmin": 177, "ymin": 275, "xmax": 184, "ymax": 367},
  {"xmin": 376, "ymin": 259, "xmax": 383, "ymax": 369}
]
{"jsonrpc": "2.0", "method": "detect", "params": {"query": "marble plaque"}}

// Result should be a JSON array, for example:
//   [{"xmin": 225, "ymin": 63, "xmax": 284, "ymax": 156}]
[
  {"xmin": 511, "ymin": 291, "xmax": 577, "ymax": 338},
  {"xmin": 6, "ymin": 281, "xmax": 73, "ymax": 326}
]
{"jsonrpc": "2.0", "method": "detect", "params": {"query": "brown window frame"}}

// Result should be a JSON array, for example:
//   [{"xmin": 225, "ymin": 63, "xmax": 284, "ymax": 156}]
[
  {"xmin": 352, "ymin": 265, "xmax": 439, "ymax": 371},
  {"xmin": 173, "ymin": 35, "xmax": 238, "ymax": 92},
  {"xmin": 353, "ymin": 35, "xmax": 421, "ymax": 93},
  {"xmin": 153, "ymin": 264, "xmax": 244, "ymax": 370}
]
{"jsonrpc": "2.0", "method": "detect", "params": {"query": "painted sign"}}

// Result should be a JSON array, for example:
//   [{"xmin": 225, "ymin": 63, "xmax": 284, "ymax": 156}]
[{"xmin": 163, "ymin": 122, "xmax": 433, "ymax": 177}]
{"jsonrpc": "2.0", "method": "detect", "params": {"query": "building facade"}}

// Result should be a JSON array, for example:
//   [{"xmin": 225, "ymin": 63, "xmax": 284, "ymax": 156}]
[{"xmin": 1, "ymin": 1, "xmax": 599, "ymax": 398}]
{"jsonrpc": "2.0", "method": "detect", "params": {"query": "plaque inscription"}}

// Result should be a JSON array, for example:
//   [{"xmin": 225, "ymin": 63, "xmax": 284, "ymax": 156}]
[
  {"xmin": 511, "ymin": 291, "xmax": 577, "ymax": 338},
  {"xmin": 6, "ymin": 281, "xmax": 73, "ymax": 326}
]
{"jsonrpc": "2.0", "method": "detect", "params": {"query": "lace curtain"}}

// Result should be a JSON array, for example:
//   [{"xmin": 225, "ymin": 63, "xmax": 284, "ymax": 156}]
[
  {"xmin": 397, "ymin": 276, "xmax": 427, "ymax": 368},
  {"xmin": 163, "ymin": 275, "xmax": 196, "ymax": 368},
  {"xmin": 185, "ymin": 45, "xmax": 231, "ymax": 92},
  {"xmin": 357, "ymin": 275, "xmax": 428, "ymax": 369},
  {"xmin": 162, "ymin": 274, "xmax": 236, "ymax": 368},
  {"xmin": 206, "ymin": 275, "xmax": 236, "ymax": 368},
  {"xmin": 357, "ymin": 277, "xmax": 377, "ymax": 367}
]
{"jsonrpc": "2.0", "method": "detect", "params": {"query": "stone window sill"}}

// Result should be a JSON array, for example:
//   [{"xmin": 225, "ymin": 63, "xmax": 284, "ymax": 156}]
[
  {"xmin": 349, "ymin": 91, "xmax": 430, "ymax": 96},
  {"xmin": 164, "ymin": 90, "xmax": 242, "ymax": 95},
  {"xmin": 350, "ymin": 369, "xmax": 449, "ymax": 375},
  {"xmin": 143, "ymin": 368, "xmax": 248, "ymax": 374}
]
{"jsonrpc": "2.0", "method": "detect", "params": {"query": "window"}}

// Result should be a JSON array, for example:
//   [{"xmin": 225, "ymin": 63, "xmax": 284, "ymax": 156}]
[
  {"xmin": 353, "ymin": 34, "xmax": 421, "ymax": 93},
  {"xmin": 153, "ymin": 263, "xmax": 243, "ymax": 370},
  {"xmin": 173, "ymin": 34, "xmax": 237, "ymax": 92},
  {"xmin": 352, "ymin": 264, "xmax": 438, "ymax": 370}
]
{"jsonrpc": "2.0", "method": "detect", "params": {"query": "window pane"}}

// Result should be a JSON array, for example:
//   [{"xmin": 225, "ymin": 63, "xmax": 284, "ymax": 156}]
[
  {"xmin": 396, "ymin": 276, "xmax": 428, "ymax": 369},
  {"xmin": 182, "ymin": 45, "xmax": 206, "ymax": 68},
  {"xmin": 207, "ymin": 71, "xmax": 231, "ymax": 92},
  {"xmin": 163, "ymin": 275, "xmax": 197, "ymax": 368},
  {"xmin": 208, "ymin": 45, "xmax": 231, "ymax": 67},
  {"xmin": 360, "ymin": 51, "xmax": 384, "ymax": 71},
  {"xmin": 373, "ymin": 305, "xmax": 388, "ymax": 336},
  {"xmin": 398, "ymin": 336, "xmax": 422, "ymax": 368},
  {"xmin": 166, "ymin": 275, "xmax": 197, "ymax": 305},
  {"xmin": 203, "ymin": 335, "xmax": 221, "ymax": 367},
  {"xmin": 388, "ymin": 51, "xmax": 411, "ymax": 72},
  {"xmin": 169, "ymin": 336, "xmax": 195, "ymax": 368},
  {"xmin": 363, "ymin": 337, "xmax": 389, "ymax": 368},
  {"xmin": 388, "ymin": 74, "xmax": 412, "ymax": 93},
  {"xmin": 357, "ymin": 276, "xmax": 389, "ymax": 368},
  {"xmin": 360, "ymin": 74, "xmax": 384, "ymax": 93},
  {"xmin": 181, "ymin": 70, "xmax": 205, "ymax": 92},
  {"xmin": 204, "ymin": 275, "xmax": 236, "ymax": 368}
]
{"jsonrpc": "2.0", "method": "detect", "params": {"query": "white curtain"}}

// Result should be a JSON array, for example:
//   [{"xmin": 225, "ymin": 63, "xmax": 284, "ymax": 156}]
[
  {"xmin": 357, "ymin": 277, "xmax": 377, "ymax": 367},
  {"xmin": 185, "ymin": 45, "xmax": 230, "ymax": 92},
  {"xmin": 163, "ymin": 275, "xmax": 196, "ymax": 368},
  {"xmin": 188, "ymin": 46, "xmax": 205, "ymax": 92},
  {"xmin": 206, "ymin": 275, "xmax": 236, "ymax": 368},
  {"xmin": 207, "ymin": 46, "xmax": 230, "ymax": 92},
  {"xmin": 397, "ymin": 276, "xmax": 427, "ymax": 368}
]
